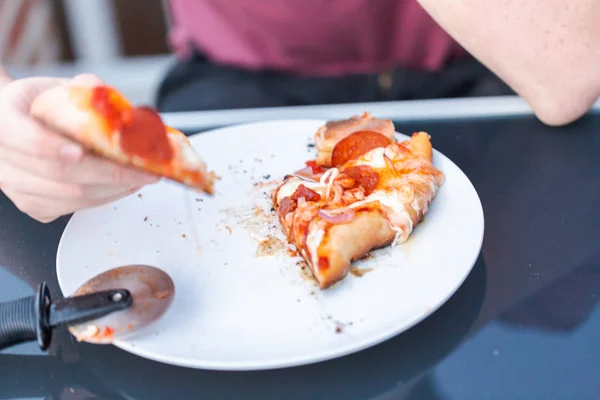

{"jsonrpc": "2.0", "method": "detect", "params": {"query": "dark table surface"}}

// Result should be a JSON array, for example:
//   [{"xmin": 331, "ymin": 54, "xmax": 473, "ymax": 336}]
[{"xmin": 1, "ymin": 110, "xmax": 599, "ymax": 400}]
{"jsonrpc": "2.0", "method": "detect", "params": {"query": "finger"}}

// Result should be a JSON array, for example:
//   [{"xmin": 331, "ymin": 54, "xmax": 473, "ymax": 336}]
[
  {"xmin": 0, "ymin": 77, "xmax": 69, "ymax": 113},
  {"xmin": 0, "ymin": 145, "xmax": 160, "ymax": 185},
  {"xmin": 0, "ymin": 160, "xmax": 143, "ymax": 200},
  {"xmin": 2, "ymin": 184, "xmax": 143, "ymax": 223},
  {"xmin": 86, "ymin": 185, "xmax": 144, "ymax": 207},
  {"xmin": 0, "ymin": 100, "xmax": 84, "ymax": 162}
]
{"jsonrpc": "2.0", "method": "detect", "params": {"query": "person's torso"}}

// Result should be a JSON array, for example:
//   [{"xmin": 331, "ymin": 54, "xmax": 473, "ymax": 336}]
[{"xmin": 168, "ymin": 0, "xmax": 466, "ymax": 76}]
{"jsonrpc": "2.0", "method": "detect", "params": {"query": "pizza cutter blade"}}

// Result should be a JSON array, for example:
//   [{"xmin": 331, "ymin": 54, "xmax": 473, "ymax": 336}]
[
  {"xmin": 0, "ymin": 265, "xmax": 174, "ymax": 351},
  {"xmin": 68, "ymin": 265, "xmax": 175, "ymax": 344}
]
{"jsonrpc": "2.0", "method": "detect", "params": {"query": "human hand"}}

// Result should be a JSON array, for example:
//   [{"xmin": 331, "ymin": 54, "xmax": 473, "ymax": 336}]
[{"xmin": 0, "ymin": 74, "xmax": 159, "ymax": 223}]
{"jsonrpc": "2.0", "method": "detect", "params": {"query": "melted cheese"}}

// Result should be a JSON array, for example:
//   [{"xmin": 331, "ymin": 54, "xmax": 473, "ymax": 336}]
[
  {"xmin": 276, "ymin": 168, "xmax": 346, "ymax": 206},
  {"xmin": 334, "ymin": 144, "xmax": 434, "ymax": 244},
  {"xmin": 345, "ymin": 189, "xmax": 414, "ymax": 244},
  {"xmin": 275, "ymin": 177, "xmax": 325, "ymax": 205},
  {"xmin": 277, "ymin": 142, "xmax": 442, "ymax": 257},
  {"xmin": 354, "ymin": 147, "xmax": 387, "ymax": 169},
  {"xmin": 320, "ymin": 168, "xmax": 339, "ymax": 200},
  {"xmin": 305, "ymin": 223, "xmax": 325, "ymax": 270}
]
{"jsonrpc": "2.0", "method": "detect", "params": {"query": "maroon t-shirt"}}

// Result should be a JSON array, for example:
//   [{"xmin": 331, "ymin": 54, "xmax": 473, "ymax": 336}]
[{"xmin": 168, "ymin": 0, "xmax": 466, "ymax": 76}]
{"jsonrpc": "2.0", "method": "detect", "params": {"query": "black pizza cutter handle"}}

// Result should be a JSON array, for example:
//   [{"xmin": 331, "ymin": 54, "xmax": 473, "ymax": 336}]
[{"xmin": 0, "ymin": 282, "xmax": 132, "ymax": 351}]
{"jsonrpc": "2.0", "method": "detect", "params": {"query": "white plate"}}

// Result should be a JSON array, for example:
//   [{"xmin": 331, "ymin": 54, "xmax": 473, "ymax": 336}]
[{"xmin": 56, "ymin": 119, "xmax": 484, "ymax": 370}]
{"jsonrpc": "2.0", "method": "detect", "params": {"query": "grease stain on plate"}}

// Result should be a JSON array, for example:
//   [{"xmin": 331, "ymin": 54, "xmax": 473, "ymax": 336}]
[
  {"xmin": 297, "ymin": 259, "xmax": 318, "ymax": 285},
  {"xmin": 256, "ymin": 235, "xmax": 286, "ymax": 257},
  {"xmin": 349, "ymin": 267, "xmax": 373, "ymax": 277}
]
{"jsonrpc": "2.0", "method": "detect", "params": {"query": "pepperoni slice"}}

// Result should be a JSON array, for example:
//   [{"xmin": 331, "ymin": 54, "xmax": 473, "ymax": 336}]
[
  {"xmin": 291, "ymin": 184, "xmax": 322, "ymax": 203},
  {"xmin": 278, "ymin": 185, "xmax": 321, "ymax": 218},
  {"xmin": 342, "ymin": 165, "xmax": 380, "ymax": 195},
  {"xmin": 278, "ymin": 197, "xmax": 297, "ymax": 216},
  {"xmin": 331, "ymin": 130, "xmax": 392, "ymax": 167},
  {"xmin": 120, "ymin": 106, "xmax": 173, "ymax": 163},
  {"xmin": 91, "ymin": 86, "xmax": 174, "ymax": 163},
  {"xmin": 318, "ymin": 257, "xmax": 330, "ymax": 270}
]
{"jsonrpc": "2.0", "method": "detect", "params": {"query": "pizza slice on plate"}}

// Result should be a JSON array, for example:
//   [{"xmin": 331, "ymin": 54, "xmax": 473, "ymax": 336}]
[
  {"xmin": 30, "ymin": 83, "xmax": 216, "ymax": 194},
  {"xmin": 274, "ymin": 120, "xmax": 445, "ymax": 289}
]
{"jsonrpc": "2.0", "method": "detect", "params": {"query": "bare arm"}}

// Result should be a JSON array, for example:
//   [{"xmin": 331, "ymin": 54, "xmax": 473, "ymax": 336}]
[{"xmin": 418, "ymin": 0, "xmax": 600, "ymax": 126}]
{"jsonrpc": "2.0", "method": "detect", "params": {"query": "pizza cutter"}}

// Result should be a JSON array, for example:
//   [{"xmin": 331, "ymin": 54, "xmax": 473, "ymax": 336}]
[{"xmin": 0, "ymin": 264, "xmax": 174, "ymax": 351}]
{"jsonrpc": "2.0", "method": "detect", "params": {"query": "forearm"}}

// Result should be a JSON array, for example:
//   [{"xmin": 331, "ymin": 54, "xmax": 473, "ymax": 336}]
[{"xmin": 418, "ymin": 0, "xmax": 600, "ymax": 126}]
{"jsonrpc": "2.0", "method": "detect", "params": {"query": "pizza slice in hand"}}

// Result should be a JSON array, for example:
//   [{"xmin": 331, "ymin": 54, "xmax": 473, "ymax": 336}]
[
  {"xmin": 30, "ymin": 82, "xmax": 216, "ymax": 194},
  {"xmin": 274, "ymin": 127, "xmax": 445, "ymax": 289}
]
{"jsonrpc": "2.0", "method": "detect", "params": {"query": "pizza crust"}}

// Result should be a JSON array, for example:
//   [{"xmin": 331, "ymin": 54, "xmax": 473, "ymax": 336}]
[
  {"xmin": 308, "ymin": 210, "xmax": 395, "ymax": 289},
  {"xmin": 30, "ymin": 85, "xmax": 128, "ymax": 164}
]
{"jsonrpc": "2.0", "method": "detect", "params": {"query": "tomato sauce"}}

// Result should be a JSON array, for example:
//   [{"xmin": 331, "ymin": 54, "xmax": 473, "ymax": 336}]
[
  {"xmin": 318, "ymin": 257, "xmax": 330, "ymax": 270},
  {"xmin": 90, "ymin": 87, "xmax": 173, "ymax": 163},
  {"xmin": 91, "ymin": 86, "xmax": 122, "ymax": 131},
  {"xmin": 305, "ymin": 160, "xmax": 326, "ymax": 174},
  {"xmin": 291, "ymin": 184, "xmax": 322, "ymax": 203},
  {"xmin": 341, "ymin": 165, "xmax": 379, "ymax": 195}
]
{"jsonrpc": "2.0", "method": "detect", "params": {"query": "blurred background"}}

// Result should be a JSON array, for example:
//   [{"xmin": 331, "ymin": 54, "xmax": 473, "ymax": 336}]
[{"xmin": 2, "ymin": 0, "xmax": 171, "ymax": 104}]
